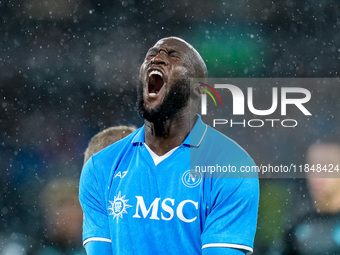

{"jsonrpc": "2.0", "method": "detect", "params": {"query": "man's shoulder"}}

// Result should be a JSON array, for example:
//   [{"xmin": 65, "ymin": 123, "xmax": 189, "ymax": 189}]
[
  {"xmin": 82, "ymin": 127, "xmax": 141, "ymax": 183},
  {"xmin": 91, "ymin": 127, "xmax": 141, "ymax": 163},
  {"xmin": 205, "ymin": 125, "xmax": 252, "ymax": 159}
]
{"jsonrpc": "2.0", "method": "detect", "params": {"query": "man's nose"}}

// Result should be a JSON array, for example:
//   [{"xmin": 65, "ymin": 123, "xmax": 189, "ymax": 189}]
[{"xmin": 151, "ymin": 53, "xmax": 168, "ymax": 66}]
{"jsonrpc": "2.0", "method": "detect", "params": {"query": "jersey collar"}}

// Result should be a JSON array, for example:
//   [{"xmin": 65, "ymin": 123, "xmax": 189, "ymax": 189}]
[
  {"xmin": 131, "ymin": 125, "xmax": 145, "ymax": 145},
  {"xmin": 182, "ymin": 115, "xmax": 208, "ymax": 147},
  {"xmin": 131, "ymin": 114, "xmax": 207, "ymax": 148}
]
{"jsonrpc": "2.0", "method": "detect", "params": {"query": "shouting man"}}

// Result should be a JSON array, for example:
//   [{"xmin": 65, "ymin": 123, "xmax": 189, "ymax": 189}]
[{"xmin": 79, "ymin": 37, "xmax": 259, "ymax": 255}]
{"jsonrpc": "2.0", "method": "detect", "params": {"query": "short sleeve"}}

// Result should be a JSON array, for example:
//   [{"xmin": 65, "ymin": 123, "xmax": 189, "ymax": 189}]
[
  {"xmin": 79, "ymin": 157, "xmax": 111, "ymax": 245},
  {"xmin": 201, "ymin": 170, "xmax": 259, "ymax": 254}
]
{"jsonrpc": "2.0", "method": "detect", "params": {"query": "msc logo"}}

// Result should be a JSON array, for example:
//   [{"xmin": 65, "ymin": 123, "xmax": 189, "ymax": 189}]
[
  {"xmin": 133, "ymin": 196, "xmax": 198, "ymax": 223},
  {"xmin": 182, "ymin": 170, "xmax": 202, "ymax": 188},
  {"xmin": 109, "ymin": 192, "xmax": 198, "ymax": 223},
  {"xmin": 108, "ymin": 191, "xmax": 132, "ymax": 223}
]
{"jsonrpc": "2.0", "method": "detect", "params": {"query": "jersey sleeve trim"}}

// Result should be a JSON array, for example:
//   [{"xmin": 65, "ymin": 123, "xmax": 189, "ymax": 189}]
[
  {"xmin": 83, "ymin": 237, "xmax": 112, "ymax": 246},
  {"xmin": 202, "ymin": 243, "xmax": 253, "ymax": 253}
]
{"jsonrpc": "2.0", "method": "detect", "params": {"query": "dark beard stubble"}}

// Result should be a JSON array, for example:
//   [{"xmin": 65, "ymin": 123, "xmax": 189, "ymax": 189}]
[{"xmin": 136, "ymin": 77, "xmax": 191, "ymax": 124}]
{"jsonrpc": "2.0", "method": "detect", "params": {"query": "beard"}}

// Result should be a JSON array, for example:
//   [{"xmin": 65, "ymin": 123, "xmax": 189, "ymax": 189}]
[{"xmin": 136, "ymin": 76, "xmax": 191, "ymax": 124}]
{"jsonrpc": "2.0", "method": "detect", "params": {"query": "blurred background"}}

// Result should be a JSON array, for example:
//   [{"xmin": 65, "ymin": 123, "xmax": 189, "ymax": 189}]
[{"xmin": 0, "ymin": 0, "xmax": 339, "ymax": 254}]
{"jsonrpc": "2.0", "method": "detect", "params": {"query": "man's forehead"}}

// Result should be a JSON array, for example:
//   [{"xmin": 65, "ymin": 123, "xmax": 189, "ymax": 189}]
[
  {"xmin": 144, "ymin": 37, "xmax": 208, "ymax": 78},
  {"xmin": 151, "ymin": 37, "xmax": 193, "ymax": 52}
]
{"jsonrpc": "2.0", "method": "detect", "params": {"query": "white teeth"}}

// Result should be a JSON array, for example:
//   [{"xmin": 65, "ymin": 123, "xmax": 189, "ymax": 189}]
[
  {"xmin": 149, "ymin": 70, "xmax": 163, "ymax": 77},
  {"xmin": 149, "ymin": 93, "xmax": 157, "ymax": 97}
]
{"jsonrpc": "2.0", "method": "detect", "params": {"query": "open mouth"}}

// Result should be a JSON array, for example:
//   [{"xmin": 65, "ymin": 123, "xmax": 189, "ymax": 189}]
[{"xmin": 148, "ymin": 70, "xmax": 164, "ymax": 97}]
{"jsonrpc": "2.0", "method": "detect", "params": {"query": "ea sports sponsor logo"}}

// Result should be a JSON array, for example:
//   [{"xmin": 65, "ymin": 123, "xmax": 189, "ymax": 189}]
[{"xmin": 182, "ymin": 170, "xmax": 202, "ymax": 188}]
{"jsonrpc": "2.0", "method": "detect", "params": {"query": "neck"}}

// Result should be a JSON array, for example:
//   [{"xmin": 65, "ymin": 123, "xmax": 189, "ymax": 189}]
[{"xmin": 144, "ymin": 109, "xmax": 197, "ymax": 156}]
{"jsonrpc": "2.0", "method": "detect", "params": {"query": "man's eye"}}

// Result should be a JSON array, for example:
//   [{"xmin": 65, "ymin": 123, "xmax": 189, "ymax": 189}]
[
  {"xmin": 169, "ymin": 52, "xmax": 179, "ymax": 59},
  {"xmin": 146, "ymin": 50, "xmax": 157, "ymax": 57},
  {"xmin": 147, "ymin": 53, "xmax": 156, "ymax": 58}
]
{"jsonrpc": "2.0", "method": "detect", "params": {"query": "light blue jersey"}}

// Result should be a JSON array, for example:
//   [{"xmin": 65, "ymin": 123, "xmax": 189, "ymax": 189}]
[{"xmin": 79, "ymin": 115, "xmax": 259, "ymax": 254}]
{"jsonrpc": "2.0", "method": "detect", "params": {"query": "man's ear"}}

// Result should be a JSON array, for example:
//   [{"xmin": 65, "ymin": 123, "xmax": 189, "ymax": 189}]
[{"xmin": 192, "ymin": 82, "xmax": 205, "ymax": 97}]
